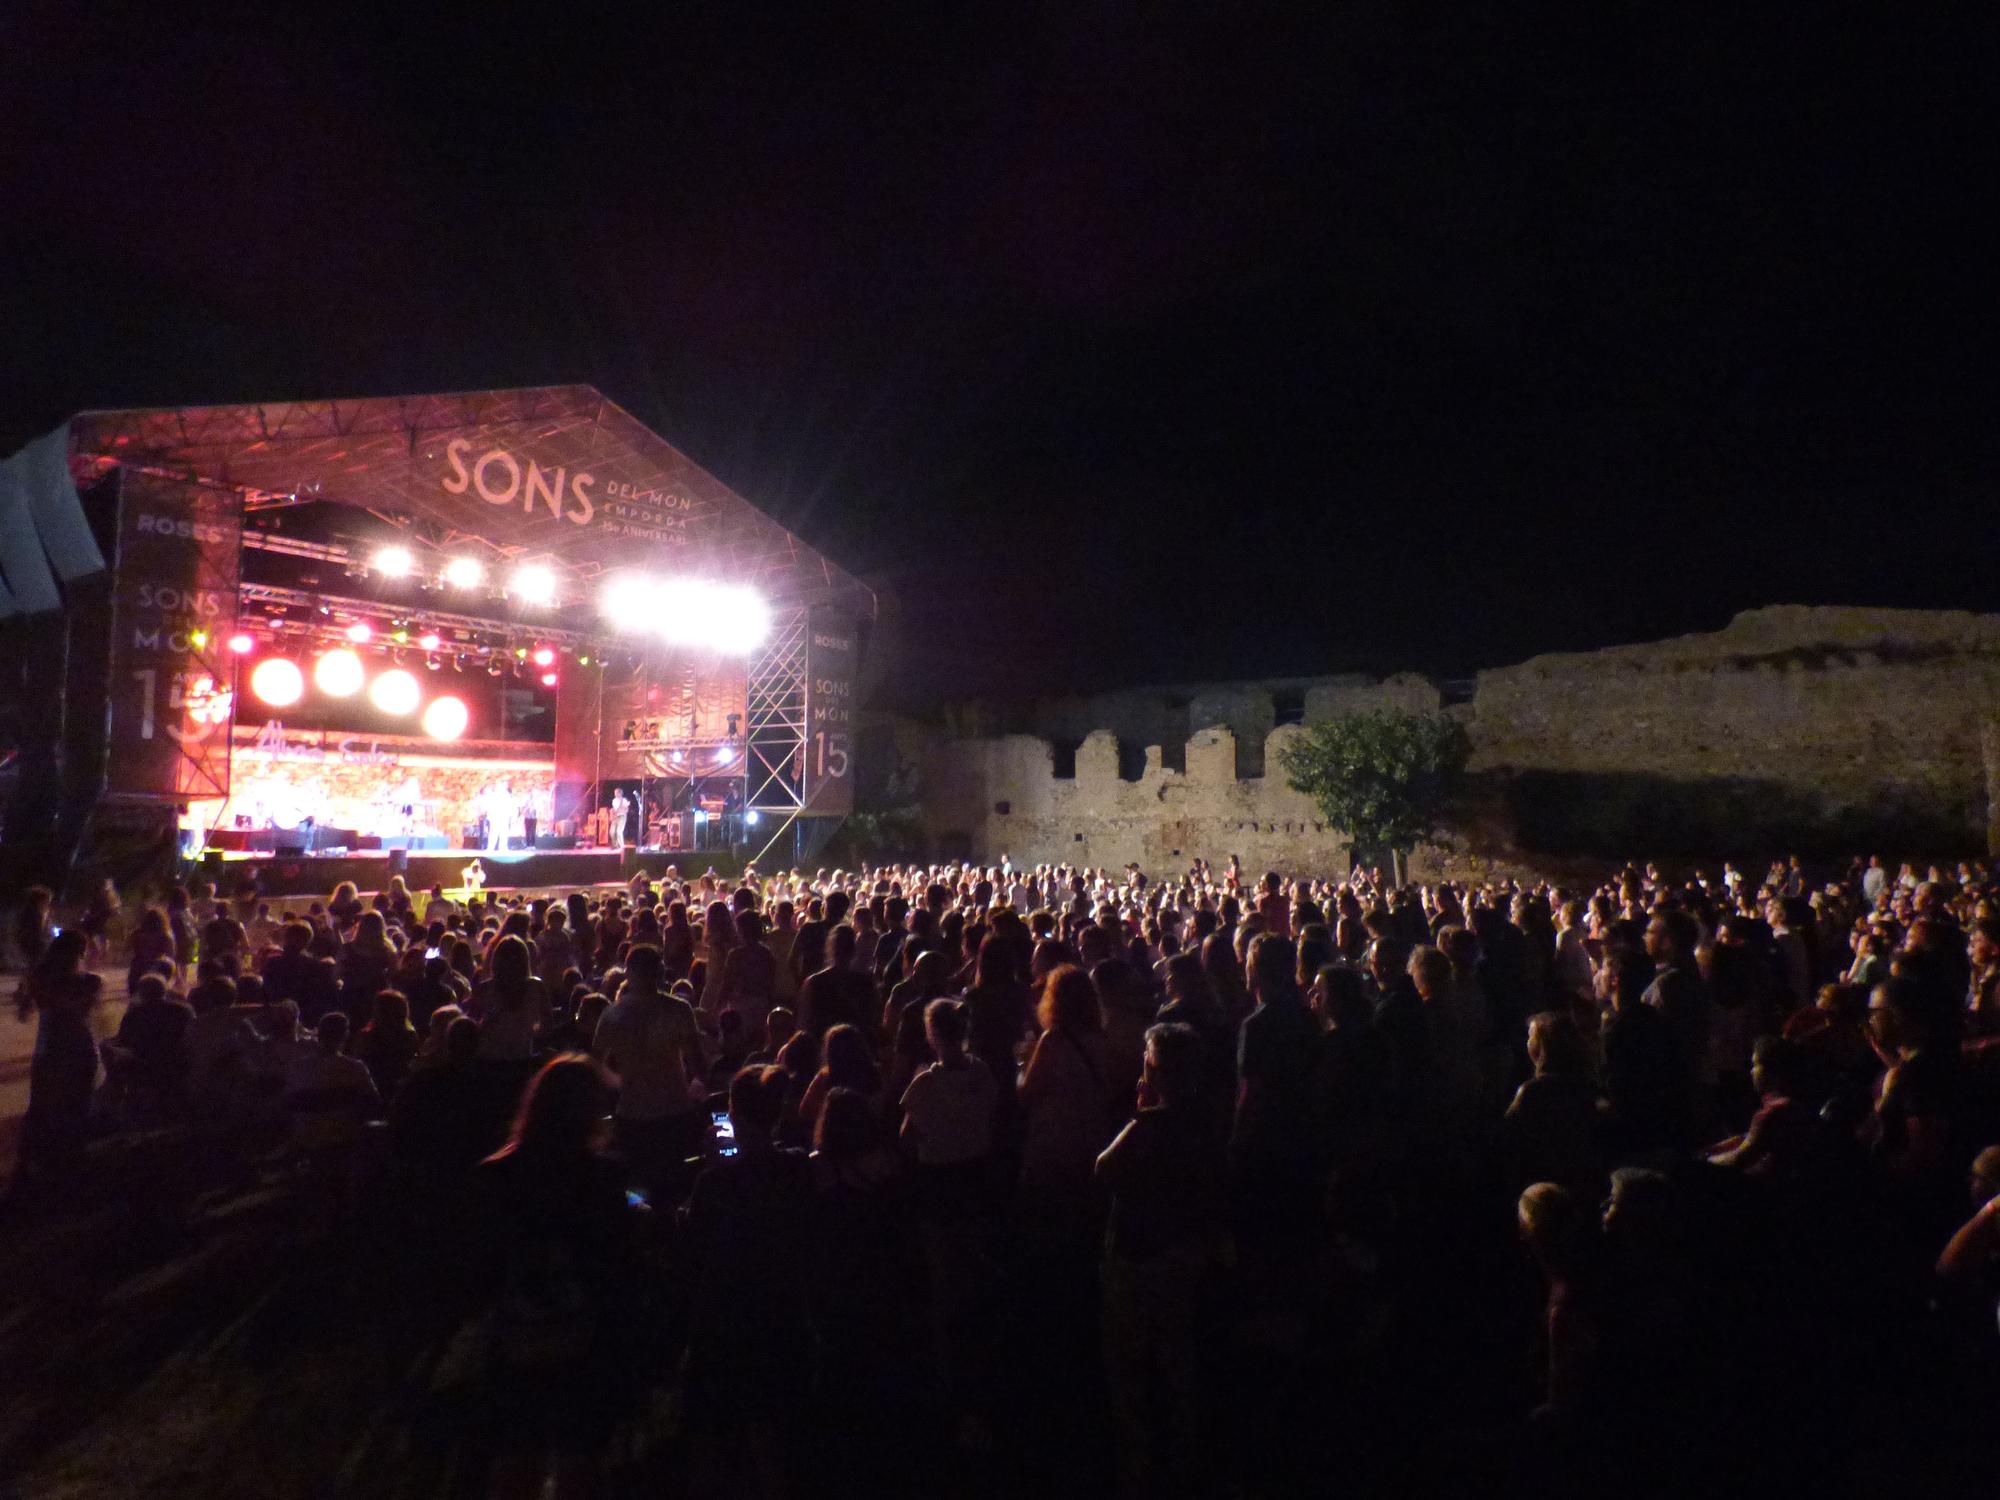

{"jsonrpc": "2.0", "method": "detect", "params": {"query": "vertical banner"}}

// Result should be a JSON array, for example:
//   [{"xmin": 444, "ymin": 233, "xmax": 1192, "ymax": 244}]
[
  {"xmin": 106, "ymin": 471, "xmax": 241, "ymax": 800},
  {"xmin": 804, "ymin": 608, "xmax": 856, "ymax": 815}
]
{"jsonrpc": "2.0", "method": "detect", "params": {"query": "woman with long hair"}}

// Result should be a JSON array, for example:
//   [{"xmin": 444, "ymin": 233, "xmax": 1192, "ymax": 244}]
[
  {"xmin": 698, "ymin": 900, "xmax": 737, "ymax": 1015},
  {"xmin": 125, "ymin": 907, "xmax": 175, "ymax": 994},
  {"xmin": 471, "ymin": 1054, "xmax": 638, "ymax": 1499},
  {"xmin": 1018, "ymin": 964, "xmax": 1117, "ymax": 1237},
  {"xmin": 798, "ymin": 1022, "xmax": 882, "ymax": 1133},
  {"xmin": 14, "ymin": 929, "xmax": 104, "ymax": 1192},
  {"xmin": 475, "ymin": 934, "xmax": 550, "ymax": 1061},
  {"xmin": 339, "ymin": 909, "xmax": 399, "ymax": 1018}
]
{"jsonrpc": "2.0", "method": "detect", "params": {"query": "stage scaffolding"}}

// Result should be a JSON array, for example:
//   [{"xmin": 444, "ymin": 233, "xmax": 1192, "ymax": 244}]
[{"xmin": 24, "ymin": 386, "xmax": 875, "ymax": 890}]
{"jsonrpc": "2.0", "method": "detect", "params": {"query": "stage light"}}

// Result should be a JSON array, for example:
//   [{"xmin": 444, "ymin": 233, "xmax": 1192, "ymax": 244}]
[
  {"xmin": 598, "ymin": 573, "xmax": 655, "ymax": 631},
  {"xmin": 422, "ymin": 695, "xmax": 469, "ymax": 741},
  {"xmin": 250, "ymin": 657, "xmax": 305, "ymax": 707},
  {"xmin": 418, "ymin": 632, "xmax": 442, "ymax": 652},
  {"xmin": 227, "ymin": 633, "xmax": 255, "ymax": 655},
  {"xmin": 746, "ymin": 810, "xmax": 761, "ymax": 827},
  {"xmin": 425, "ymin": 655, "xmax": 442, "ymax": 672},
  {"xmin": 577, "ymin": 654, "xmax": 591, "ymax": 666},
  {"xmin": 369, "ymin": 667, "xmax": 421, "ymax": 716},
  {"xmin": 670, "ymin": 749, "xmax": 684, "ymax": 764},
  {"xmin": 711, "ymin": 584, "xmax": 771, "ymax": 654},
  {"xmin": 714, "ymin": 747, "xmax": 732, "ymax": 765},
  {"xmin": 392, "ymin": 628, "xmax": 409, "ymax": 644},
  {"xmin": 510, "ymin": 563, "xmax": 556, "ymax": 606},
  {"xmin": 532, "ymin": 646, "xmax": 555, "ymax": 667},
  {"xmin": 514, "ymin": 647, "xmax": 528, "ymax": 659},
  {"xmin": 487, "ymin": 656, "xmax": 504, "ymax": 676},
  {"xmin": 539, "ymin": 671, "xmax": 558, "ymax": 687},
  {"xmin": 314, "ymin": 649, "xmax": 365, "ymax": 697},
  {"xmin": 373, "ymin": 545, "xmax": 415, "ymax": 577},
  {"xmin": 655, "ymin": 577, "xmax": 705, "ymax": 646},
  {"xmin": 344, "ymin": 621, "xmax": 373, "ymax": 645},
  {"xmin": 189, "ymin": 628, "xmax": 209, "ymax": 649},
  {"xmin": 444, "ymin": 556, "xmax": 484, "ymax": 589}
]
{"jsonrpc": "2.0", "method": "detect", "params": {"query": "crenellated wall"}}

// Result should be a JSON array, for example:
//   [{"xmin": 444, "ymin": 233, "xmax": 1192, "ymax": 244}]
[
  {"xmin": 918, "ymin": 723, "xmax": 1351, "ymax": 873},
  {"xmin": 902, "ymin": 607, "xmax": 2000, "ymax": 869}
]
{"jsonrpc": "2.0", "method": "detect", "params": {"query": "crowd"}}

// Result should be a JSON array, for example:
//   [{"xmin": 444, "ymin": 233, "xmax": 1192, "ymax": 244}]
[{"xmin": 8, "ymin": 849, "xmax": 2000, "ymax": 1496}]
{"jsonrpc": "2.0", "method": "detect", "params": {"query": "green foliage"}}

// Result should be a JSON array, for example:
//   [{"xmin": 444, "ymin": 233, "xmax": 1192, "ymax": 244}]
[{"xmin": 1278, "ymin": 708, "xmax": 1471, "ymax": 857}]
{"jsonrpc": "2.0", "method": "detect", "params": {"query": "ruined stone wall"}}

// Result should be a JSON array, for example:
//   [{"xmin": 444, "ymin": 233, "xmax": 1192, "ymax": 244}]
[
  {"xmin": 1469, "ymin": 606, "xmax": 2000, "ymax": 852},
  {"xmin": 917, "ymin": 724, "xmax": 1351, "ymax": 873},
  {"xmin": 900, "ymin": 607, "xmax": 2000, "ymax": 870}
]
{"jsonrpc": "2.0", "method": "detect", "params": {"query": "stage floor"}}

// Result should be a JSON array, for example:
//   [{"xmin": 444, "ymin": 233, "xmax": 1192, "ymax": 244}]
[{"xmin": 207, "ymin": 845, "xmax": 742, "ymax": 897}]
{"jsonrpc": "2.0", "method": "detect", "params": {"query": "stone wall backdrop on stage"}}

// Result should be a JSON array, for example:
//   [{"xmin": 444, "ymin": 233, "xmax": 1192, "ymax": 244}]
[{"xmin": 108, "ymin": 470, "xmax": 241, "ymax": 801}]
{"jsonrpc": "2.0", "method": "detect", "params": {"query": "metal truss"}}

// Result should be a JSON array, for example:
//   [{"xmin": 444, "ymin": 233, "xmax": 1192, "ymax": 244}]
[{"xmin": 744, "ymin": 605, "xmax": 808, "ymax": 813}]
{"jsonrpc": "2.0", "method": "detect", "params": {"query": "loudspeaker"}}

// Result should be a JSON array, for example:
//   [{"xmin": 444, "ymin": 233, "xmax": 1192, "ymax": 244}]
[
  {"xmin": 201, "ymin": 850, "xmax": 224, "ymax": 871},
  {"xmin": 387, "ymin": 848, "xmax": 409, "ymax": 876},
  {"xmin": 275, "ymin": 843, "xmax": 305, "ymax": 857}
]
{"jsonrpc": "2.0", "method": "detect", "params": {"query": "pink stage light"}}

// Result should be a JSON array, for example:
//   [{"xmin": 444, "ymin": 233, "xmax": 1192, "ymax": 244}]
[
  {"xmin": 539, "ymin": 671, "xmax": 558, "ymax": 687},
  {"xmin": 418, "ymin": 632, "xmax": 442, "ymax": 651},
  {"xmin": 422, "ymin": 695, "xmax": 469, "ymax": 741},
  {"xmin": 345, "ymin": 622, "xmax": 373, "ymax": 644},
  {"xmin": 227, "ymin": 633, "xmax": 255, "ymax": 655},
  {"xmin": 532, "ymin": 647, "xmax": 556, "ymax": 667}
]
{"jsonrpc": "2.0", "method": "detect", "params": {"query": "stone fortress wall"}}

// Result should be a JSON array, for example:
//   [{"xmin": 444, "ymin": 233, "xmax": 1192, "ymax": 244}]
[{"xmin": 896, "ymin": 607, "xmax": 2000, "ymax": 873}]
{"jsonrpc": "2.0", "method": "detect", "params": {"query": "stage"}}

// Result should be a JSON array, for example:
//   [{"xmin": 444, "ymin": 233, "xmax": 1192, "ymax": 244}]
[{"xmin": 207, "ymin": 845, "xmax": 746, "ymax": 898}]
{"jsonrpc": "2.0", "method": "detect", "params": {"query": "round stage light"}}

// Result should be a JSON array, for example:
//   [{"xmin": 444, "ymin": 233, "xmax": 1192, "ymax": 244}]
[
  {"xmin": 510, "ymin": 563, "xmax": 557, "ymax": 606},
  {"xmin": 314, "ymin": 649, "xmax": 365, "ymax": 697},
  {"xmin": 227, "ymin": 633, "xmax": 255, "ymax": 655},
  {"xmin": 539, "ymin": 671, "xmax": 558, "ymax": 687},
  {"xmin": 373, "ymin": 544, "xmax": 415, "ymax": 577},
  {"xmin": 746, "ymin": 809, "xmax": 761, "ymax": 827},
  {"xmin": 714, "ymin": 747, "xmax": 732, "ymax": 765},
  {"xmin": 344, "ymin": 621, "xmax": 373, "ymax": 644},
  {"xmin": 443, "ymin": 556, "xmax": 484, "ymax": 589},
  {"xmin": 423, "ymin": 695, "xmax": 469, "ymax": 741},
  {"xmin": 532, "ymin": 646, "xmax": 555, "ymax": 667},
  {"xmin": 250, "ymin": 657, "xmax": 305, "ymax": 707},
  {"xmin": 369, "ymin": 668, "xmax": 421, "ymax": 716},
  {"xmin": 417, "ymin": 632, "xmax": 442, "ymax": 651}
]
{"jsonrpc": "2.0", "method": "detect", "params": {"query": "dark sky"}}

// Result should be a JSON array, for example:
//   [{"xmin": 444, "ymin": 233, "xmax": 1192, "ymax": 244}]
[{"xmin": 3, "ymin": 3, "xmax": 1996, "ymax": 705}]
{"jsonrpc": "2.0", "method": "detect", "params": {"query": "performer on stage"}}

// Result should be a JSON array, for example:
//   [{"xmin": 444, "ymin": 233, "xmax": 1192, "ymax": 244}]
[
  {"xmin": 483, "ymin": 780, "xmax": 514, "ymax": 852},
  {"xmin": 610, "ymin": 789, "xmax": 631, "ymax": 849}
]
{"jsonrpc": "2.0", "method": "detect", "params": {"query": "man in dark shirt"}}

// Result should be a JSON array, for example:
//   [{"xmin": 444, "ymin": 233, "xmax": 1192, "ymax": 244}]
[
  {"xmin": 1643, "ymin": 910, "xmax": 1713, "ymax": 1118},
  {"xmin": 797, "ymin": 924, "xmax": 877, "ymax": 1038},
  {"xmin": 1232, "ymin": 935, "xmax": 1323, "ymax": 1246},
  {"xmin": 1098, "ymin": 1021, "xmax": 1222, "ymax": 1496}
]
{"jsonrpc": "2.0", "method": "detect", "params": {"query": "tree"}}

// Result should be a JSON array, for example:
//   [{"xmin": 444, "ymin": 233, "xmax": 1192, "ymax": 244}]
[{"xmin": 1278, "ymin": 708, "xmax": 1471, "ymax": 883}]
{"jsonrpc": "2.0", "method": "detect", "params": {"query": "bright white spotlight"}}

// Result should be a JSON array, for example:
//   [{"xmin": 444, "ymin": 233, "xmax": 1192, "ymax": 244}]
[
  {"xmin": 345, "ymin": 621, "xmax": 374, "ymax": 644},
  {"xmin": 655, "ymin": 577, "xmax": 707, "ymax": 646},
  {"xmin": 372, "ymin": 545, "xmax": 414, "ymax": 577},
  {"xmin": 714, "ymin": 746, "xmax": 732, "ymax": 765},
  {"xmin": 746, "ymin": 809, "xmax": 761, "ymax": 827},
  {"xmin": 443, "ymin": 556, "xmax": 484, "ymax": 589},
  {"xmin": 250, "ymin": 657, "xmax": 304, "ymax": 707},
  {"xmin": 314, "ymin": 649, "xmax": 365, "ymax": 697},
  {"xmin": 369, "ymin": 668, "xmax": 421, "ymax": 716},
  {"xmin": 510, "ymin": 563, "xmax": 557, "ymax": 606},
  {"xmin": 711, "ymin": 585, "xmax": 771, "ymax": 654},
  {"xmin": 599, "ymin": 573, "xmax": 657, "ymax": 631},
  {"xmin": 422, "ymin": 695, "xmax": 469, "ymax": 741}
]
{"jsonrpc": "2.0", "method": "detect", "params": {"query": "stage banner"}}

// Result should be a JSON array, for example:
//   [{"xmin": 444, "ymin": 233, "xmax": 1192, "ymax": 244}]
[
  {"xmin": 106, "ymin": 471, "xmax": 240, "ymax": 801},
  {"xmin": 803, "ymin": 608, "xmax": 857, "ymax": 815},
  {"xmin": 555, "ymin": 651, "xmax": 748, "ymax": 784}
]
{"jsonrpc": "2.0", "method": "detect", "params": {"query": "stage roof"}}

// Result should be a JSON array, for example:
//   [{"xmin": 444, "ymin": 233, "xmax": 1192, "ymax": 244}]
[{"xmin": 68, "ymin": 385, "xmax": 875, "ymax": 617}]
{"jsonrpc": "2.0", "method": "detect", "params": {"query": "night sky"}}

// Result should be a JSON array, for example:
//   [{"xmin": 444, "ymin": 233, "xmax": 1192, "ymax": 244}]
[{"xmin": 3, "ymin": 4, "xmax": 1996, "ymax": 705}]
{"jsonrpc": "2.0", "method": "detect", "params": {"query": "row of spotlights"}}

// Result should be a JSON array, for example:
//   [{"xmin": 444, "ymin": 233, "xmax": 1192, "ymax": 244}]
[
  {"xmin": 249, "ymin": 653, "xmax": 470, "ymax": 739},
  {"xmin": 371, "ymin": 545, "xmax": 557, "ymax": 606},
  {"xmin": 597, "ymin": 576, "xmax": 771, "ymax": 654}
]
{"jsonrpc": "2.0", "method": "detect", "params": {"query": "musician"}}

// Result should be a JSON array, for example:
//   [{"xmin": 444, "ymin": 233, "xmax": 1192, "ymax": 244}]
[{"xmin": 610, "ymin": 789, "xmax": 631, "ymax": 849}]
